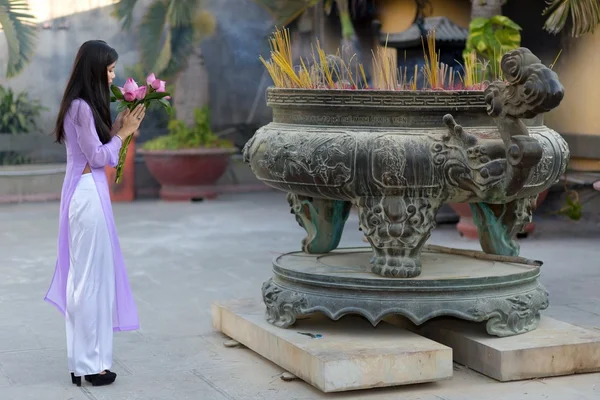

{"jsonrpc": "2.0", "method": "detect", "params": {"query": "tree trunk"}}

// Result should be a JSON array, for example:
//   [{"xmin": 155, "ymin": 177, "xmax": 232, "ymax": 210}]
[
  {"xmin": 173, "ymin": 49, "xmax": 209, "ymax": 126},
  {"xmin": 470, "ymin": 0, "xmax": 504, "ymax": 20}
]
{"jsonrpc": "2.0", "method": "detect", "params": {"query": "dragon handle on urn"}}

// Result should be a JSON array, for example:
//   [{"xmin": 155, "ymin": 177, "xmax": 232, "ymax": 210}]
[
  {"xmin": 485, "ymin": 47, "xmax": 564, "ymax": 196},
  {"xmin": 458, "ymin": 48, "xmax": 565, "ymax": 257}
]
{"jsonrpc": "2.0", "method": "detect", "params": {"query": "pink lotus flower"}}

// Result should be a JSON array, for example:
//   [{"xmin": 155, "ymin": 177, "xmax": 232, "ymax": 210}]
[
  {"xmin": 123, "ymin": 91, "xmax": 135, "ymax": 102},
  {"xmin": 135, "ymin": 85, "xmax": 147, "ymax": 100},
  {"xmin": 594, "ymin": 180, "xmax": 600, "ymax": 192},
  {"xmin": 119, "ymin": 78, "xmax": 146, "ymax": 102},
  {"xmin": 146, "ymin": 73, "xmax": 166, "ymax": 92},
  {"xmin": 154, "ymin": 80, "xmax": 166, "ymax": 92},
  {"xmin": 146, "ymin": 73, "xmax": 156, "ymax": 85}
]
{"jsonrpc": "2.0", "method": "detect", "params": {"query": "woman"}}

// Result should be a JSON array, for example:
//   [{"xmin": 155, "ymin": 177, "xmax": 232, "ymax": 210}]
[{"xmin": 44, "ymin": 40, "xmax": 145, "ymax": 387}]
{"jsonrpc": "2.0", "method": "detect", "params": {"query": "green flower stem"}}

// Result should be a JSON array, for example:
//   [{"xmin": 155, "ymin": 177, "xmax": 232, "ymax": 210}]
[
  {"xmin": 113, "ymin": 99, "xmax": 149, "ymax": 184},
  {"xmin": 114, "ymin": 134, "xmax": 133, "ymax": 184}
]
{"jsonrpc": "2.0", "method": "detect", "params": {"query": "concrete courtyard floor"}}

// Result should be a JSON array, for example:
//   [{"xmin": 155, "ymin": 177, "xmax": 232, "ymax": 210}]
[{"xmin": 0, "ymin": 191, "xmax": 599, "ymax": 400}]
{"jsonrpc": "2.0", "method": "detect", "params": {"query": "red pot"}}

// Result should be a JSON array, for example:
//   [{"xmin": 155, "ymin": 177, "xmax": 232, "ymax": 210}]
[
  {"xmin": 448, "ymin": 189, "xmax": 549, "ymax": 239},
  {"xmin": 138, "ymin": 148, "xmax": 235, "ymax": 201}
]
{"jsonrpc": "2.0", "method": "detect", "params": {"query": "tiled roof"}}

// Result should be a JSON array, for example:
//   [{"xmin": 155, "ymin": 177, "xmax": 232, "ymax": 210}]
[{"xmin": 377, "ymin": 16, "xmax": 468, "ymax": 48}]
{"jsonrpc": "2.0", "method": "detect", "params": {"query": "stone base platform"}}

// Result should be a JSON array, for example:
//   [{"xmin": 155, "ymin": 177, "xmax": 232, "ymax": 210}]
[
  {"xmin": 212, "ymin": 299, "xmax": 600, "ymax": 392},
  {"xmin": 211, "ymin": 299, "xmax": 453, "ymax": 393},
  {"xmin": 263, "ymin": 247, "xmax": 549, "ymax": 337},
  {"xmin": 387, "ymin": 316, "xmax": 600, "ymax": 381}
]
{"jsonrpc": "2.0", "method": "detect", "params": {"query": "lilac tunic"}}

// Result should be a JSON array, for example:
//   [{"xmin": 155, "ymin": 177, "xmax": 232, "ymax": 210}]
[{"xmin": 45, "ymin": 99, "xmax": 139, "ymax": 332}]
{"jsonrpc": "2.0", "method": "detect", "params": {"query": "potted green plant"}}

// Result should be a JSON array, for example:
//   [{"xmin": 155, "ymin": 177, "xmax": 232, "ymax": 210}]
[{"xmin": 138, "ymin": 106, "xmax": 236, "ymax": 201}]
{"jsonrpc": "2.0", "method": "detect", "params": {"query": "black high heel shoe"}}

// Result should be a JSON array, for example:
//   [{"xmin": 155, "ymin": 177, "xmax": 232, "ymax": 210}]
[
  {"xmin": 70, "ymin": 370, "xmax": 116, "ymax": 387},
  {"xmin": 70, "ymin": 373, "xmax": 81, "ymax": 387},
  {"xmin": 85, "ymin": 370, "xmax": 117, "ymax": 386}
]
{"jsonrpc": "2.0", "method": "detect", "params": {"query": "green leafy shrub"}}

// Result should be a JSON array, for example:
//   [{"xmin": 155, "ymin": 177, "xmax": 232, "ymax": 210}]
[
  {"xmin": 464, "ymin": 16, "xmax": 522, "ymax": 80},
  {"xmin": 142, "ymin": 106, "xmax": 233, "ymax": 150},
  {"xmin": 0, "ymin": 86, "xmax": 45, "ymax": 134},
  {"xmin": 0, "ymin": 86, "xmax": 46, "ymax": 165}
]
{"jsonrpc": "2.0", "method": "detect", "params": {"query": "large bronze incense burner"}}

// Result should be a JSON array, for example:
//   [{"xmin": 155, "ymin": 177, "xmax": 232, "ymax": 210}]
[{"xmin": 244, "ymin": 48, "xmax": 569, "ymax": 337}]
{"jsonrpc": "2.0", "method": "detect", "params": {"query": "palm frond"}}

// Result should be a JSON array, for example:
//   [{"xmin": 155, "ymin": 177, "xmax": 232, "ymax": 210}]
[
  {"xmin": 253, "ymin": 0, "xmax": 315, "ymax": 26},
  {"xmin": 0, "ymin": 0, "xmax": 37, "ymax": 78},
  {"xmin": 335, "ymin": 0, "xmax": 349, "ymax": 14},
  {"xmin": 112, "ymin": 0, "xmax": 139, "ymax": 31},
  {"xmin": 325, "ymin": 0, "xmax": 368, "ymax": 18},
  {"xmin": 350, "ymin": 0, "xmax": 369, "ymax": 18},
  {"xmin": 331, "ymin": 0, "xmax": 358, "ymax": 42},
  {"xmin": 324, "ymin": 0, "xmax": 334, "ymax": 15},
  {"xmin": 153, "ymin": 28, "xmax": 172, "ymax": 75},
  {"xmin": 166, "ymin": 0, "xmax": 198, "ymax": 27},
  {"xmin": 543, "ymin": 0, "xmax": 600, "ymax": 37},
  {"xmin": 165, "ymin": 0, "xmax": 215, "ymax": 76},
  {"xmin": 137, "ymin": 0, "xmax": 169, "ymax": 74},
  {"xmin": 161, "ymin": 26, "xmax": 194, "ymax": 78}
]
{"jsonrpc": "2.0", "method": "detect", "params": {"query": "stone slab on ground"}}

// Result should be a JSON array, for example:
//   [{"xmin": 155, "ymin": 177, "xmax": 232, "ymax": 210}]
[
  {"xmin": 211, "ymin": 298, "xmax": 453, "ymax": 393},
  {"xmin": 407, "ymin": 316, "xmax": 600, "ymax": 382}
]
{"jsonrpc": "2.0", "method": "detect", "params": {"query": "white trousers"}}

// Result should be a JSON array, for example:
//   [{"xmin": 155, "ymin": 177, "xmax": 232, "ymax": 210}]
[{"xmin": 66, "ymin": 173, "xmax": 115, "ymax": 376}]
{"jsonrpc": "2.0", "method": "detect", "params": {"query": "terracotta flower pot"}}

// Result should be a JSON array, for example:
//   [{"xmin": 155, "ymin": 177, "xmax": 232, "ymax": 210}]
[
  {"xmin": 448, "ymin": 189, "xmax": 549, "ymax": 239},
  {"xmin": 138, "ymin": 147, "xmax": 236, "ymax": 201}
]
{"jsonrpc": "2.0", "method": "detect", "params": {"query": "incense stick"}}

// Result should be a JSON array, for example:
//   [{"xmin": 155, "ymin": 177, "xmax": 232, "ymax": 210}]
[
  {"xmin": 424, "ymin": 244, "xmax": 543, "ymax": 268},
  {"xmin": 261, "ymin": 26, "xmax": 512, "ymax": 91}
]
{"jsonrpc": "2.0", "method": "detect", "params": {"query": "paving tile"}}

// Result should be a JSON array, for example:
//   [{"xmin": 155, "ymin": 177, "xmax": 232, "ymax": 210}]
[
  {"xmin": 28, "ymin": 317, "xmax": 66, "ymax": 350},
  {"xmin": 0, "ymin": 384, "xmax": 90, "ymax": 400},
  {"xmin": 0, "ymin": 349, "xmax": 68, "ymax": 386},
  {"xmin": 0, "ymin": 363, "xmax": 12, "ymax": 387},
  {"xmin": 436, "ymin": 384, "xmax": 599, "ymax": 400},
  {"xmin": 87, "ymin": 370, "xmax": 228, "ymax": 400},
  {"xmin": 113, "ymin": 335, "xmax": 232, "ymax": 374},
  {"xmin": 567, "ymin": 302, "xmax": 600, "ymax": 319},
  {"xmin": 544, "ymin": 305, "xmax": 600, "ymax": 329},
  {"xmin": 0, "ymin": 324, "xmax": 43, "ymax": 353}
]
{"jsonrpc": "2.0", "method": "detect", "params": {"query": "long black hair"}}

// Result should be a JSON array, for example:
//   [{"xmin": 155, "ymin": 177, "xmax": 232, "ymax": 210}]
[{"xmin": 54, "ymin": 40, "xmax": 118, "ymax": 144}]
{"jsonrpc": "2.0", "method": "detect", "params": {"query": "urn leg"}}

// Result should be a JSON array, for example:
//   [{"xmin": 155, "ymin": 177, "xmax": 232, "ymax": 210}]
[
  {"xmin": 357, "ymin": 196, "xmax": 442, "ymax": 278},
  {"xmin": 287, "ymin": 193, "xmax": 352, "ymax": 254},
  {"xmin": 470, "ymin": 196, "xmax": 537, "ymax": 257}
]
